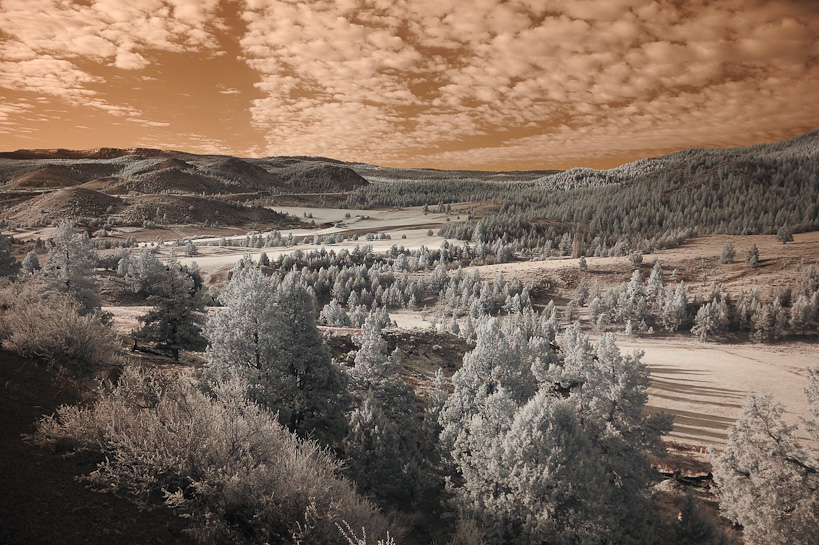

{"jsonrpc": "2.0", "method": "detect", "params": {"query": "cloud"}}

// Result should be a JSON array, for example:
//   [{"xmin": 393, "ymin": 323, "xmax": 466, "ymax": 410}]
[
  {"xmin": 0, "ymin": 0, "xmax": 223, "ymax": 123},
  {"xmin": 1, "ymin": 0, "xmax": 817, "ymax": 168},
  {"xmin": 236, "ymin": 0, "xmax": 819, "ymax": 167}
]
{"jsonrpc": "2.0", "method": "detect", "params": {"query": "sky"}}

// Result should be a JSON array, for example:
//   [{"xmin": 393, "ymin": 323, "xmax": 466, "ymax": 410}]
[{"xmin": 0, "ymin": 0, "xmax": 817, "ymax": 171}]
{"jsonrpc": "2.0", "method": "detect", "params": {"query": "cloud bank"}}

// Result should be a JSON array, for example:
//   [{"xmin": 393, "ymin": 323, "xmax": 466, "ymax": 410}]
[{"xmin": 1, "ymin": 0, "xmax": 817, "ymax": 169}]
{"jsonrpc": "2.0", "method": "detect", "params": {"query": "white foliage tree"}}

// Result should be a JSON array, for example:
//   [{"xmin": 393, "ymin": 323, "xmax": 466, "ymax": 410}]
[
  {"xmin": 438, "ymin": 318, "xmax": 670, "ymax": 544},
  {"xmin": 711, "ymin": 367, "xmax": 819, "ymax": 545},
  {"xmin": 204, "ymin": 255, "xmax": 279, "ymax": 381},
  {"xmin": 38, "ymin": 219, "xmax": 99, "ymax": 313}
]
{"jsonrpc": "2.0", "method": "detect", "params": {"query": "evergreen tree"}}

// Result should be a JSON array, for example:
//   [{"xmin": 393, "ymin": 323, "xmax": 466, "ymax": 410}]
[
  {"xmin": 776, "ymin": 226, "xmax": 794, "ymax": 244},
  {"xmin": 721, "ymin": 241, "xmax": 736, "ymax": 264},
  {"xmin": 661, "ymin": 282, "xmax": 687, "ymax": 332},
  {"xmin": 747, "ymin": 243, "xmax": 759, "ymax": 268},
  {"xmin": 790, "ymin": 294, "xmax": 814, "ymax": 334},
  {"xmin": 439, "ymin": 319, "xmax": 670, "ymax": 544},
  {"xmin": 344, "ymin": 318, "xmax": 423, "ymax": 505},
  {"xmin": 135, "ymin": 251, "xmax": 205, "ymax": 360},
  {"xmin": 711, "ymin": 369, "xmax": 819, "ymax": 545},
  {"xmin": 123, "ymin": 249, "xmax": 166, "ymax": 294},
  {"xmin": 261, "ymin": 271, "xmax": 349, "ymax": 443},
  {"xmin": 204, "ymin": 256, "xmax": 278, "ymax": 380},
  {"xmin": 19, "ymin": 250, "xmax": 40, "ymax": 276},
  {"xmin": 671, "ymin": 492, "xmax": 732, "ymax": 545},
  {"xmin": 0, "ymin": 233, "xmax": 20, "ymax": 278},
  {"xmin": 38, "ymin": 219, "xmax": 99, "ymax": 313}
]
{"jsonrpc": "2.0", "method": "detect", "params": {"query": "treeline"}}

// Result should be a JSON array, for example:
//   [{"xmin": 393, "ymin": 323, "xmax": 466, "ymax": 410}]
[{"xmin": 351, "ymin": 131, "xmax": 819, "ymax": 255}]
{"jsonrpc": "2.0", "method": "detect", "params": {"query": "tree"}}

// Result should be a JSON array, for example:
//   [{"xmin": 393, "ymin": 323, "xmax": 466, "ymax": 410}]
[
  {"xmin": 692, "ymin": 304, "xmax": 715, "ymax": 342},
  {"xmin": 345, "ymin": 313, "xmax": 422, "ymax": 504},
  {"xmin": 776, "ymin": 226, "xmax": 794, "ymax": 244},
  {"xmin": 438, "ymin": 319, "xmax": 670, "ymax": 544},
  {"xmin": 721, "ymin": 241, "xmax": 736, "ymax": 264},
  {"xmin": 257, "ymin": 271, "xmax": 349, "ymax": 443},
  {"xmin": 135, "ymin": 251, "xmax": 205, "ymax": 360},
  {"xmin": 184, "ymin": 240, "xmax": 198, "ymax": 256},
  {"xmin": 670, "ymin": 492, "xmax": 733, "ymax": 545},
  {"xmin": 123, "ymin": 249, "xmax": 165, "ymax": 294},
  {"xmin": 0, "ymin": 233, "xmax": 20, "ymax": 278},
  {"xmin": 20, "ymin": 250, "xmax": 40, "ymax": 276},
  {"xmin": 38, "ymin": 219, "xmax": 99, "ymax": 313},
  {"xmin": 204, "ymin": 255, "xmax": 278, "ymax": 380},
  {"xmin": 711, "ymin": 368, "xmax": 819, "ymax": 545},
  {"xmin": 747, "ymin": 243, "xmax": 759, "ymax": 268},
  {"xmin": 790, "ymin": 294, "xmax": 814, "ymax": 334}
]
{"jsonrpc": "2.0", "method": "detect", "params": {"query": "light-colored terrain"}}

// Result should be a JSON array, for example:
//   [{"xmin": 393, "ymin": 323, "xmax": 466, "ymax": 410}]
[{"xmin": 625, "ymin": 338, "xmax": 817, "ymax": 450}]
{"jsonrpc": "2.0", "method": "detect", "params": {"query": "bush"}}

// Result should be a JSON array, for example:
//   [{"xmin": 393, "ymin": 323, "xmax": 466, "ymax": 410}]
[
  {"xmin": 34, "ymin": 366, "xmax": 394, "ymax": 545},
  {"xmin": 0, "ymin": 284, "xmax": 116, "ymax": 376}
]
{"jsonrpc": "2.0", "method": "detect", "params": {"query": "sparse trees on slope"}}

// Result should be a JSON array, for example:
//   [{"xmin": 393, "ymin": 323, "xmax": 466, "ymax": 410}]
[
  {"xmin": 38, "ymin": 219, "xmax": 99, "ymax": 313},
  {"xmin": 711, "ymin": 368, "xmax": 819, "ymax": 545}
]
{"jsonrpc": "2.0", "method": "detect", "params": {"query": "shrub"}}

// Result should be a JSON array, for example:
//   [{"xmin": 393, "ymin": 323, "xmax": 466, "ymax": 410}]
[
  {"xmin": 34, "ymin": 366, "xmax": 394, "ymax": 545},
  {"xmin": 0, "ymin": 284, "xmax": 116, "ymax": 376}
]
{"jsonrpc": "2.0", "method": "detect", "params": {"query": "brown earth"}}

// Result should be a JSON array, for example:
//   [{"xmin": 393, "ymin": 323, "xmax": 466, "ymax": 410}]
[{"xmin": 5, "ymin": 187, "xmax": 125, "ymax": 224}]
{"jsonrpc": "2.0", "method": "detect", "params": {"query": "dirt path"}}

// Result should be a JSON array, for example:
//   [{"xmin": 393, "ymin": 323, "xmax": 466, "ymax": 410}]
[{"xmin": 0, "ymin": 351, "xmax": 193, "ymax": 545}]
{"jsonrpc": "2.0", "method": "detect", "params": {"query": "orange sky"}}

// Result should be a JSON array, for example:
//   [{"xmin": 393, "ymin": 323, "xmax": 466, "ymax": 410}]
[{"xmin": 1, "ymin": 0, "xmax": 817, "ymax": 170}]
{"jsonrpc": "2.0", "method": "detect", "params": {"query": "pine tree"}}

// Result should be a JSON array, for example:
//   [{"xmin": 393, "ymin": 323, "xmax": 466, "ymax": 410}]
[
  {"xmin": 123, "ymin": 249, "xmax": 166, "ymax": 294},
  {"xmin": 711, "ymin": 369, "xmax": 819, "ymax": 545},
  {"xmin": 260, "ymin": 271, "xmax": 349, "ymax": 443},
  {"xmin": 790, "ymin": 294, "xmax": 814, "ymax": 334},
  {"xmin": 721, "ymin": 240, "xmax": 736, "ymax": 264},
  {"xmin": 692, "ymin": 303, "xmax": 716, "ymax": 342},
  {"xmin": 747, "ymin": 243, "xmax": 759, "ymax": 268},
  {"xmin": 776, "ymin": 226, "xmax": 794, "ymax": 244},
  {"xmin": 0, "ymin": 233, "xmax": 20, "ymax": 278},
  {"xmin": 439, "ymin": 319, "xmax": 670, "ymax": 544},
  {"xmin": 20, "ymin": 250, "xmax": 40, "ymax": 276},
  {"xmin": 204, "ymin": 256, "xmax": 278, "ymax": 380},
  {"xmin": 345, "ymin": 310, "xmax": 423, "ymax": 504},
  {"xmin": 135, "ymin": 251, "xmax": 205, "ymax": 360},
  {"xmin": 38, "ymin": 220, "xmax": 99, "ymax": 313}
]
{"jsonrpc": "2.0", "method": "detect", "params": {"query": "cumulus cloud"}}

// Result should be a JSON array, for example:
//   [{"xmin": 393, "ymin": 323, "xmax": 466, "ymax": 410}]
[
  {"xmin": 1, "ymin": 0, "xmax": 817, "ymax": 168},
  {"xmin": 234, "ymin": 0, "xmax": 819, "ymax": 167},
  {"xmin": 0, "ymin": 0, "xmax": 223, "ymax": 124}
]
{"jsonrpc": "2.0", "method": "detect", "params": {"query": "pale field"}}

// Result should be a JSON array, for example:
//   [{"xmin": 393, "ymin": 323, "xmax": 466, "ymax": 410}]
[{"xmin": 619, "ymin": 337, "xmax": 817, "ymax": 451}]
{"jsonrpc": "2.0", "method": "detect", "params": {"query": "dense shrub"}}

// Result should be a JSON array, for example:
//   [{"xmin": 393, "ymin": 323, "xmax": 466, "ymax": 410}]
[
  {"xmin": 0, "ymin": 283, "xmax": 116, "ymax": 376},
  {"xmin": 34, "ymin": 366, "xmax": 394, "ymax": 545}
]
